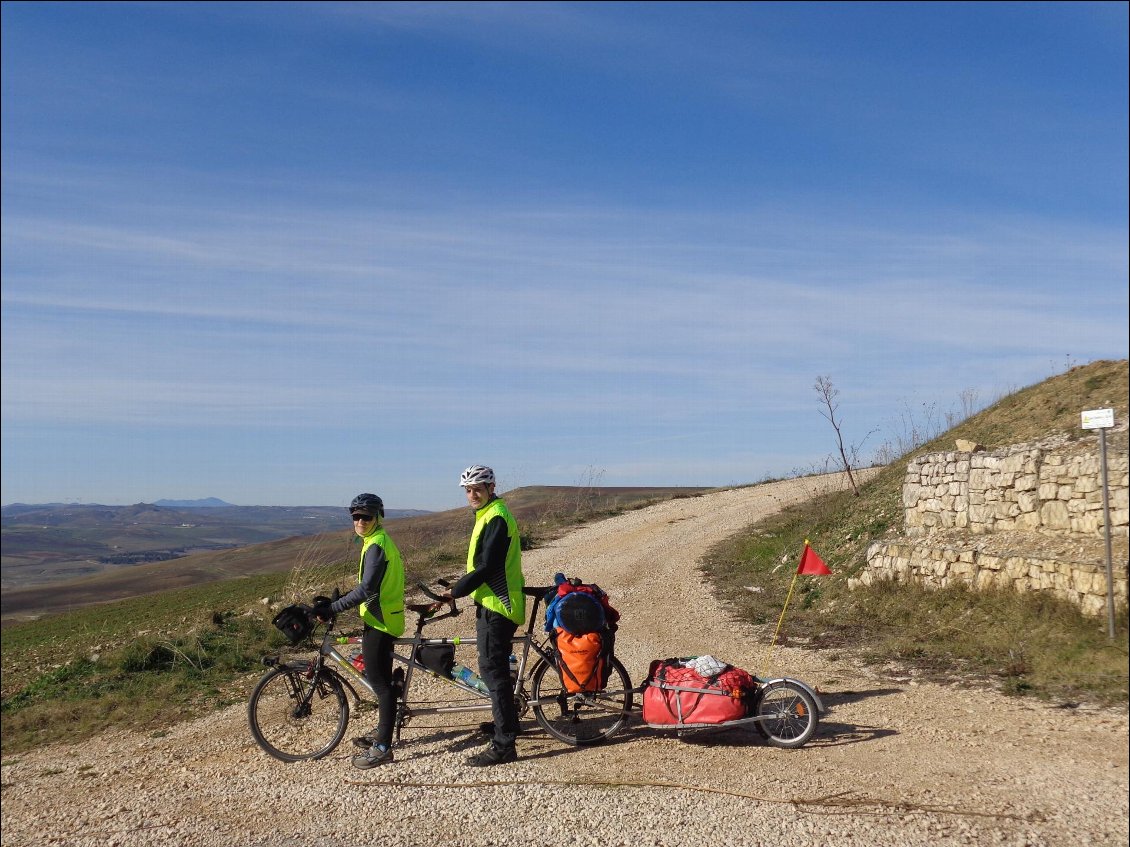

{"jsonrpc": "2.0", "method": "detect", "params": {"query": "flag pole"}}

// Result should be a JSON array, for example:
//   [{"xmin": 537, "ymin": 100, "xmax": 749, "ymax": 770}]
[
  {"xmin": 761, "ymin": 570, "xmax": 800, "ymax": 677},
  {"xmin": 762, "ymin": 539, "xmax": 828, "ymax": 677}
]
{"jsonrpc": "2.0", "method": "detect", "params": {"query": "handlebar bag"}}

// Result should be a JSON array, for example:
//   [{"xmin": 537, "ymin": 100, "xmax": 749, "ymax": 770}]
[
  {"xmin": 642, "ymin": 658, "xmax": 755, "ymax": 726},
  {"xmin": 272, "ymin": 605, "xmax": 314, "ymax": 645},
  {"xmin": 416, "ymin": 643, "xmax": 455, "ymax": 678}
]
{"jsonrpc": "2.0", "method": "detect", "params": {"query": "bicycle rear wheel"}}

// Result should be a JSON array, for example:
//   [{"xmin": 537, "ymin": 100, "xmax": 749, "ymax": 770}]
[
  {"xmin": 531, "ymin": 656, "xmax": 632, "ymax": 745},
  {"xmin": 752, "ymin": 680, "xmax": 818, "ymax": 749},
  {"xmin": 247, "ymin": 664, "xmax": 349, "ymax": 762}
]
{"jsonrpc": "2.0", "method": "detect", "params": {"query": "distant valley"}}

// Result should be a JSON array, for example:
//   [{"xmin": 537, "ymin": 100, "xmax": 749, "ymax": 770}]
[
  {"xmin": 0, "ymin": 486, "xmax": 713, "ymax": 622},
  {"xmin": 0, "ymin": 500, "xmax": 430, "ymax": 591}
]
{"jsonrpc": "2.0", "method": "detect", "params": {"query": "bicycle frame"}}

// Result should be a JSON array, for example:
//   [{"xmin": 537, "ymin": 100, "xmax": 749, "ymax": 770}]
[{"xmin": 315, "ymin": 585, "xmax": 561, "ymax": 723}]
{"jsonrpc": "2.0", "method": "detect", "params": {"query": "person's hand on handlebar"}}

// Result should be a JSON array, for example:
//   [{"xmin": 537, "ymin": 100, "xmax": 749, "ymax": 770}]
[
  {"xmin": 310, "ymin": 596, "xmax": 334, "ymax": 622},
  {"xmin": 433, "ymin": 591, "xmax": 456, "ymax": 613},
  {"xmin": 416, "ymin": 582, "xmax": 457, "ymax": 615}
]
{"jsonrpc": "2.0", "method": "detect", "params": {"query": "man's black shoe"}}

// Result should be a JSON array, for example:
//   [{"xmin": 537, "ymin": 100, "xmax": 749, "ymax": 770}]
[{"xmin": 466, "ymin": 742, "xmax": 517, "ymax": 767}]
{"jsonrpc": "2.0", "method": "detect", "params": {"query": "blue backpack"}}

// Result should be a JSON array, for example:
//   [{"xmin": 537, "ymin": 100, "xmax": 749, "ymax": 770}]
[{"xmin": 543, "ymin": 572, "xmax": 620, "ymax": 635}]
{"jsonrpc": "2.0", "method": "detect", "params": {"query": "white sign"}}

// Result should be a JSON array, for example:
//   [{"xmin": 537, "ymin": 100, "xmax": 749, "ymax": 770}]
[{"xmin": 1081, "ymin": 408, "xmax": 1115, "ymax": 430}]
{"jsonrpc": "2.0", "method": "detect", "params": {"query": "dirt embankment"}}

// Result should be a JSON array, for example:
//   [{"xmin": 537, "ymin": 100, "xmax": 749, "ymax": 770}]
[{"xmin": 1, "ymin": 475, "xmax": 1126, "ymax": 847}]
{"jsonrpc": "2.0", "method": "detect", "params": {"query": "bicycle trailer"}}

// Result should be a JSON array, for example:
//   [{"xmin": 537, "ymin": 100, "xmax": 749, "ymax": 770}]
[
  {"xmin": 639, "ymin": 656, "xmax": 824, "ymax": 747},
  {"xmin": 641, "ymin": 656, "xmax": 754, "ymax": 727}
]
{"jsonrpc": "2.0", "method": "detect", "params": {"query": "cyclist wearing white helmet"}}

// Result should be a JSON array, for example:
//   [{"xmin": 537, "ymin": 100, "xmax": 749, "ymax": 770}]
[
  {"xmin": 444, "ymin": 465, "xmax": 525, "ymax": 766},
  {"xmin": 459, "ymin": 464, "xmax": 495, "ymax": 488}
]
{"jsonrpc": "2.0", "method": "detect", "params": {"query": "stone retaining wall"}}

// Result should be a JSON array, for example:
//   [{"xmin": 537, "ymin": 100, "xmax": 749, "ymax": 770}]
[
  {"xmin": 902, "ymin": 433, "xmax": 1129, "ymax": 538},
  {"xmin": 859, "ymin": 535, "xmax": 1127, "ymax": 616},
  {"xmin": 857, "ymin": 429, "xmax": 1129, "ymax": 615}
]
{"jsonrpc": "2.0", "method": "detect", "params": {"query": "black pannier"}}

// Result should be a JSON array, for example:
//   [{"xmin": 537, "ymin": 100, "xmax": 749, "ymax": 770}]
[{"xmin": 416, "ymin": 643, "xmax": 455, "ymax": 677}]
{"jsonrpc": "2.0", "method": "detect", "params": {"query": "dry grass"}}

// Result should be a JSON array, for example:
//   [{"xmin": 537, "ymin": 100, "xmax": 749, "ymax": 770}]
[{"xmin": 702, "ymin": 359, "xmax": 1129, "ymax": 705}]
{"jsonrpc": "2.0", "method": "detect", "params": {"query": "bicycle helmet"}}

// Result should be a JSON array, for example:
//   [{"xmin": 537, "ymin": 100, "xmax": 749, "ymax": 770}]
[
  {"xmin": 459, "ymin": 465, "xmax": 495, "ymax": 487},
  {"xmin": 348, "ymin": 493, "xmax": 384, "ymax": 518}
]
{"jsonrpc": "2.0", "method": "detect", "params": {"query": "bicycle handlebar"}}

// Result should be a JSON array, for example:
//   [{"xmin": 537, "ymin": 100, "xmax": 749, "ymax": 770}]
[
  {"xmin": 307, "ymin": 583, "xmax": 460, "ymax": 636},
  {"xmin": 416, "ymin": 582, "xmax": 445, "ymax": 602},
  {"xmin": 415, "ymin": 581, "xmax": 459, "ymax": 619}
]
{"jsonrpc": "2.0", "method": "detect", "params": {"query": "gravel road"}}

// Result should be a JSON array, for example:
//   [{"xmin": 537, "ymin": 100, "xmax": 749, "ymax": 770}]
[{"xmin": 2, "ymin": 474, "xmax": 1127, "ymax": 847}]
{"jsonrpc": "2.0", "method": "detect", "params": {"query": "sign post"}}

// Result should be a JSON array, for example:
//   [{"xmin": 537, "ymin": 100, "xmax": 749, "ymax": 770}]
[{"xmin": 1081, "ymin": 408, "xmax": 1116, "ymax": 639}]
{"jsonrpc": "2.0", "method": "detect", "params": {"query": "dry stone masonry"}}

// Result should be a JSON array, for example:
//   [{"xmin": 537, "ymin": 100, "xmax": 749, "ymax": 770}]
[{"xmin": 857, "ymin": 429, "xmax": 1129, "ymax": 616}]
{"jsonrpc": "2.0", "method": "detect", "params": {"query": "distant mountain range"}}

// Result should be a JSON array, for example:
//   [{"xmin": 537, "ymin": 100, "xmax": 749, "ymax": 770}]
[
  {"xmin": 4, "ymin": 497, "xmax": 372, "ymax": 510},
  {"xmin": 1, "ymin": 485, "xmax": 714, "ymax": 620},
  {"xmin": 0, "ymin": 500, "xmax": 431, "ymax": 592}
]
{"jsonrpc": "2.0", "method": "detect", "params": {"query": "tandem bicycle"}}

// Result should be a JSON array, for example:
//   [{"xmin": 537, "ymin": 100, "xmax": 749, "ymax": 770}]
[{"xmin": 248, "ymin": 583, "xmax": 634, "ymax": 762}]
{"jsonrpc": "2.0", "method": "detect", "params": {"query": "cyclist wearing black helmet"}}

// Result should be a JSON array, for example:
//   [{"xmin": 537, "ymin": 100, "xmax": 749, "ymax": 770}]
[
  {"xmin": 442, "ymin": 465, "xmax": 525, "ymax": 766},
  {"xmin": 312, "ymin": 492, "xmax": 405, "ymax": 769}
]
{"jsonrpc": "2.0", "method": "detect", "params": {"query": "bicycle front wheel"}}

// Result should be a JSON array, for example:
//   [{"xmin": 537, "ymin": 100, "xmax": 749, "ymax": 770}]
[
  {"xmin": 752, "ymin": 680, "xmax": 818, "ymax": 749},
  {"xmin": 531, "ymin": 656, "xmax": 632, "ymax": 746},
  {"xmin": 247, "ymin": 664, "xmax": 349, "ymax": 762}
]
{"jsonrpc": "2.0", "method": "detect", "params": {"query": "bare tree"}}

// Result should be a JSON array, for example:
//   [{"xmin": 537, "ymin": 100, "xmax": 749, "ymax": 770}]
[{"xmin": 813, "ymin": 375, "xmax": 864, "ymax": 496}]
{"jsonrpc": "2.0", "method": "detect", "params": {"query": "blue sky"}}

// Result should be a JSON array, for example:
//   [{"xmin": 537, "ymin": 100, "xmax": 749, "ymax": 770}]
[{"xmin": 2, "ymin": 2, "xmax": 1127, "ymax": 512}]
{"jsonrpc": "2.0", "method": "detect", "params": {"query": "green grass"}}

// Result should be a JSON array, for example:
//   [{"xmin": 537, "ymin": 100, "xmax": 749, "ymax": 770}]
[
  {"xmin": 0, "ymin": 602, "xmax": 286, "ymax": 752},
  {"xmin": 0, "ymin": 573, "xmax": 302, "ymax": 753}
]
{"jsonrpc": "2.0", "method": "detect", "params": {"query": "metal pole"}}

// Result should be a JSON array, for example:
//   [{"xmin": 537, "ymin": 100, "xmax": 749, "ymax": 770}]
[{"xmin": 1099, "ymin": 428, "xmax": 1114, "ymax": 640}]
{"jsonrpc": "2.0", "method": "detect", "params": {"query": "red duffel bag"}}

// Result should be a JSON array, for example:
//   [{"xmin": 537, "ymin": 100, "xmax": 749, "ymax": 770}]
[{"xmin": 642, "ymin": 657, "xmax": 755, "ymax": 727}]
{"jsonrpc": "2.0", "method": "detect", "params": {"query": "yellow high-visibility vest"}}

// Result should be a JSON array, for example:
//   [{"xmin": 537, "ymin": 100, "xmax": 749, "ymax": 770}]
[
  {"xmin": 467, "ymin": 498, "xmax": 524, "ymax": 624},
  {"xmin": 358, "ymin": 527, "xmax": 405, "ymax": 636}
]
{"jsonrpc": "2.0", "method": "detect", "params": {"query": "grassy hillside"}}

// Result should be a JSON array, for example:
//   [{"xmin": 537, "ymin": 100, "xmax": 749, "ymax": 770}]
[
  {"xmin": 2, "ymin": 360, "xmax": 1126, "ymax": 753},
  {"xmin": 702, "ymin": 359, "xmax": 1128, "ymax": 703}
]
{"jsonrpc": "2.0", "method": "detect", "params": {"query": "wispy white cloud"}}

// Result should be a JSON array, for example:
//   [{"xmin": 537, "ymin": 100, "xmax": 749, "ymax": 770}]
[
  {"xmin": 2, "ymin": 2, "xmax": 1124, "ymax": 507},
  {"xmin": 4, "ymin": 187, "xmax": 1124, "ymax": 439}
]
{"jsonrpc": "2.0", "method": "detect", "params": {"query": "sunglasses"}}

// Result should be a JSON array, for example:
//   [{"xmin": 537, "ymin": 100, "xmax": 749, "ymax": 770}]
[{"xmin": 351, "ymin": 514, "xmax": 375, "ymax": 522}]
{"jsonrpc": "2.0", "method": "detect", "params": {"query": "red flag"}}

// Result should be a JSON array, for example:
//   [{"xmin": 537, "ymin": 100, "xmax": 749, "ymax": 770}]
[{"xmin": 797, "ymin": 543, "xmax": 831, "ymax": 576}]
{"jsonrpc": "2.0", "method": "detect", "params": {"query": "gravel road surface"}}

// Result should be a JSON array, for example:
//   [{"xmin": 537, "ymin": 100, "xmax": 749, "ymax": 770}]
[{"xmin": 2, "ymin": 474, "xmax": 1127, "ymax": 846}]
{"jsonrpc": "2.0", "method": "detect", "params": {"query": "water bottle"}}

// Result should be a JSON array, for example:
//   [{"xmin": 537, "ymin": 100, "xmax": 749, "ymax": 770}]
[
  {"xmin": 349, "ymin": 649, "xmax": 365, "ymax": 673},
  {"xmin": 450, "ymin": 662, "xmax": 489, "ymax": 695},
  {"xmin": 508, "ymin": 654, "xmax": 519, "ymax": 683}
]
